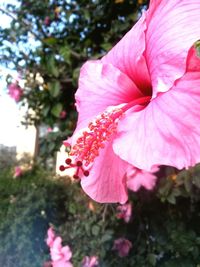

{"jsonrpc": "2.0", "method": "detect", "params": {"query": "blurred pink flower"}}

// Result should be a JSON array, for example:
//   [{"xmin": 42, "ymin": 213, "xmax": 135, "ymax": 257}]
[
  {"xmin": 43, "ymin": 261, "xmax": 52, "ymax": 267},
  {"xmin": 44, "ymin": 16, "xmax": 51, "ymax": 26},
  {"xmin": 81, "ymin": 256, "xmax": 99, "ymax": 267},
  {"xmin": 61, "ymin": 0, "xmax": 200, "ymax": 204},
  {"xmin": 52, "ymin": 259, "xmax": 73, "ymax": 267},
  {"xmin": 60, "ymin": 110, "xmax": 67, "ymax": 119},
  {"xmin": 13, "ymin": 166, "xmax": 23, "ymax": 178},
  {"xmin": 47, "ymin": 127, "xmax": 53, "ymax": 133},
  {"xmin": 8, "ymin": 82, "xmax": 23, "ymax": 102},
  {"xmin": 50, "ymin": 237, "xmax": 72, "ymax": 262},
  {"xmin": 116, "ymin": 202, "xmax": 132, "ymax": 223},
  {"xmin": 126, "ymin": 166, "xmax": 159, "ymax": 192},
  {"xmin": 46, "ymin": 228, "xmax": 73, "ymax": 267},
  {"xmin": 46, "ymin": 227, "xmax": 56, "ymax": 247},
  {"xmin": 113, "ymin": 238, "xmax": 132, "ymax": 257}
]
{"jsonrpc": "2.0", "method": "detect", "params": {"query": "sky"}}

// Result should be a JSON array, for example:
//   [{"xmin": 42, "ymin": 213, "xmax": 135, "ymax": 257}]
[{"xmin": 0, "ymin": 0, "xmax": 21, "ymax": 147}]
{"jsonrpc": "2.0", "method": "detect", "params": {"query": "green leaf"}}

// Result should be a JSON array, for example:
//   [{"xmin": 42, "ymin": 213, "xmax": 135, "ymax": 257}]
[
  {"xmin": 184, "ymin": 175, "xmax": 192, "ymax": 193},
  {"xmin": 72, "ymin": 67, "xmax": 80, "ymax": 85},
  {"xmin": 47, "ymin": 56, "xmax": 59, "ymax": 77},
  {"xmin": 51, "ymin": 103, "xmax": 62, "ymax": 118},
  {"xmin": 167, "ymin": 193, "xmax": 176, "ymax": 204},
  {"xmin": 91, "ymin": 225, "xmax": 100, "ymax": 236},
  {"xmin": 42, "ymin": 37, "xmax": 58, "ymax": 46},
  {"xmin": 42, "ymin": 106, "xmax": 50, "ymax": 117},
  {"xmin": 193, "ymin": 175, "xmax": 200, "ymax": 189},
  {"xmin": 48, "ymin": 81, "xmax": 60, "ymax": 98},
  {"xmin": 59, "ymin": 46, "xmax": 71, "ymax": 64},
  {"xmin": 48, "ymin": 142, "xmax": 56, "ymax": 152},
  {"xmin": 101, "ymin": 42, "xmax": 112, "ymax": 51},
  {"xmin": 101, "ymin": 233, "xmax": 112, "ymax": 243},
  {"xmin": 147, "ymin": 253, "xmax": 156, "ymax": 266}
]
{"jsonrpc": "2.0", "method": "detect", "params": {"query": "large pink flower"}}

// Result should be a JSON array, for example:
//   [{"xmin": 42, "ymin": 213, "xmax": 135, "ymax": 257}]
[{"xmin": 61, "ymin": 0, "xmax": 200, "ymax": 203}]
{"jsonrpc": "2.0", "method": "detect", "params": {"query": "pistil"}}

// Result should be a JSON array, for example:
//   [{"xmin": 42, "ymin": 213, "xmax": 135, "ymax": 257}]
[{"xmin": 60, "ymin": 96, "xmax": 151, "ymax": 179}]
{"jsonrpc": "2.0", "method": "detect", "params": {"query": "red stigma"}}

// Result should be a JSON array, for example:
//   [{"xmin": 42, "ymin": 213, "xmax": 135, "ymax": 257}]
[
  {"xmin": 60, "ymin": 158, "xmax": 90, "ymax": 180},
  {"xmin": 65, "ymin": 158, "xmax": 72, "ymax": 165},
  {"xmin": 69, "ymin": 107, "xmax": 124, "ymax": 166},
  {"xmin": 73, "ymin": 174, "xmax": 80, "ymax": 179},
  {"xmin": 83, "ymin": 170, "xmax": 89, "ymax": 177},
  {"xmin": 76, "ymin": 161, "xmax": 82, "ymax": 167},
  {"xmin": 59, "ymin": 165, "xmax": 65, "ymax": 172},
  {"xmin": 61, "ymin": 97, "xmax": 150, "ymax": 180}
]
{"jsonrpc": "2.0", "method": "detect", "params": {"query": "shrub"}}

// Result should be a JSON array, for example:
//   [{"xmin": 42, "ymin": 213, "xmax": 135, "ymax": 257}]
[{"xmin": 1, "ymin": 166, "xmax": 200, "ymax": 267}]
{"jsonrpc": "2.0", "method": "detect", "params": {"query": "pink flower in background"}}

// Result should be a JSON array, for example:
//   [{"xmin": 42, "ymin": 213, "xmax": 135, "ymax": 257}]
[
  {"xmin": 46, "ymin": 228, "xmax": 73, "ymax": 267},
  {"xmin": 47, "ymin": 127, "xmax": 53, "ymax": 133},
  {"xmin": 60, "ymin": 110, "xmax": 67, "ymax": 119},
  {"xmin": 52, "ymin": 259, "xmax": 73, "ymax": 267},
  {"xmin": 50, "ymin": 237, "xmax": 72, "ymax": 262},
  {"xmin": 13, "ymin": 166, "xmax": 23, "ymax": 178},
  {"xmin": 46, "ymin": 227, "xmax": 56, "ymax": 247},
  {"xmin": 81, "ymin": 256, "xmax": 99, "ymax": 267},
  {"xmin": 116, "ymin": 202, "xmax": 132, "ymax": 223},
  {"xmin": 44, "ymin": 16, "xmax": 51, "ymax": 26},
  {"xmin": 8, "ymin": 82, "xmax": 23, "ymax": 102},
  {"xmin": 43, "ymin": 261, "xmax": 52, "ymax": 267},
  {"xmin": 60, "ymin": 0, "xmax": 200, "ymax": 203},
  {"xmin": 113, "ymin": 238, "xmax": 132, "ymax": 257},
  {"xmin": 126, "ymin": 166, "xmax": 158, "ymax": 192}
]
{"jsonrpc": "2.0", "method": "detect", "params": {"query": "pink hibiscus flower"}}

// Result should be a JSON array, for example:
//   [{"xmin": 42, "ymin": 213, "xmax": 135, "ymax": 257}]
[
  {"xmin": 46, "ymin": 227, "xmax": 56, "ymax": 247},
  {"xmin": 8, "ymin": 82, "xmax": 23, "ymax": 102},
  {"xmin": 50, "ymin": 237, "xmax": 72, "ymax": 262},
  {"xmin": 60, "ymin": 110, "xmax": 67, "ymax": 119},
  {"xmin": 81, "ymin": 256, "xmax": 99, "ymax": 267},
  {"xmin": 112, "ymin": 238, "xmax": 132, "ymax": 257},
  {"xmin": 44, "ymin": 16, "xmax": 51, "ymax": 26},
  {"xmin": 126, "ymin": 166, "xmax": 158, "ymax": 192},
  {"xmin": 60, "ymin": 0, "xmax": 200, "ymax": 203},
  {"xmin": 46, "ymin": 228, "xmax": 73, "ymax": 267},
  {"xmin": 13, "ymin": 166, "xmax": 23, "ymax": 178},
  {"xmin": 116, "ymin": 202, "xmax": 132, "ymax": 223}
]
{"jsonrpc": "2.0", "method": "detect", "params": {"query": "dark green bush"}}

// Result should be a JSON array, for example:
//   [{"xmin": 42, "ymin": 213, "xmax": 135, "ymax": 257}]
[
  {"xmin": 0, "ymin": 167, "xmax": 70, "ymax": 267},
  {"xmin": 1, "ymin": 166, "xmax": 200, "ymax": 267}
]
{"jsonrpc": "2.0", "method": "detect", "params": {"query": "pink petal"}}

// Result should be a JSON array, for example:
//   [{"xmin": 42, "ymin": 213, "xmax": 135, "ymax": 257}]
[
  {"xmin": 50, "ymin": 237, "xmax": 63, "ymax": 261},
  {"xmin": 46, "ymin": 227, "xmax": 56, "ymax": 247},
  {"xmin": 113, "ymin": 46, "xmax": 200, "ymax": 171},
  {"xmin": 126, "ymin": 167, "xmax": 158, "ymax": 192},
  {"xmin": 113, "ymin": 238, "xmax": 132, "ymax": 258},
  {"xmin": 89, "ymin": 256, "xmax": 99, "ymax": 266},
  {"xmin": 81, "ymin": 137, "xmax": 128, "ymax": 204},
  {"xmin": 52, "ymin": 260, "xmax": 73, "ymax": 267},
  {"xmin": 61, "ymin": 246, "xmax": 72, "ymax": 261},
  {"xmin": 102, "ymin": 12, "xmax": 151, "ymax": 95},
  {"xmin": 74, "ymin": 61, "xmax": 143, "ymax": 134},
  {"xmin": 145, "ymin": 0, "xmax": 200, "ymax": 97},
  {"xmin": 116, "ymin": 203, "xmax": 132, "ymax": 223}
]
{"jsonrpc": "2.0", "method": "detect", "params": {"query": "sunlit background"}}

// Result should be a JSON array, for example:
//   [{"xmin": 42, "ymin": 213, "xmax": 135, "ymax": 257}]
[{"xmin": 0, "ymin": 0, "xmax": 20, "ymax": 147}]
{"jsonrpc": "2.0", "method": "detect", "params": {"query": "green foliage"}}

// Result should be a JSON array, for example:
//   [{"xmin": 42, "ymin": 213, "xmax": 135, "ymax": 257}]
[
  {"xmin": 0, "ymin": 0, "xmax": 149, "ymax": 128},
  {"xmin": 1, "ymin": 166, "xmax": 200, "ymax": 266},
  {"xmin": 0, "ymin": 167, "xmax": 70, "ymax": 267}
]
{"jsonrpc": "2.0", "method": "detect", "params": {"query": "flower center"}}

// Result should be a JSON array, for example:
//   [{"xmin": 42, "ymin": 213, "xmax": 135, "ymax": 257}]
[{"xmin": 60, "ymin": 96, "xmax": 151, "ymax": 179}]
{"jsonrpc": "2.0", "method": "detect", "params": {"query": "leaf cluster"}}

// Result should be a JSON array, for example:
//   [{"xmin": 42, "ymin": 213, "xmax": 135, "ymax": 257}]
[{"xmin": 1, "ymin": 165, "xmax": 200, "ymax": 266}]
